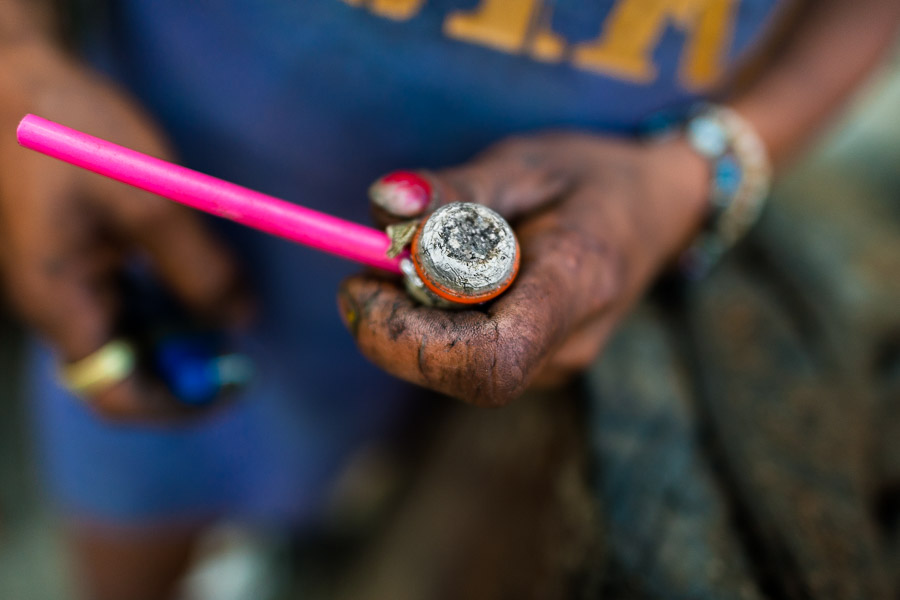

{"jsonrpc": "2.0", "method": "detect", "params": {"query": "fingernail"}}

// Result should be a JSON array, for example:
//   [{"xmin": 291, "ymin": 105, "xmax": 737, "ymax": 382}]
[
  {"xmin": 369, "ymin": 171, "xmax": 432, "ymax": 217},
  {"xmin": 337, "ymin": 289, "xmax": 360, "ymax": 337}
]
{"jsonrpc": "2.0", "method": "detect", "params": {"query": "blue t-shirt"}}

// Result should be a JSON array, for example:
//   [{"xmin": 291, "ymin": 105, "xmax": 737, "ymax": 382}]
[{"xmin": 33, "ymin": 0, "xmax": 784, "ymax": 524}]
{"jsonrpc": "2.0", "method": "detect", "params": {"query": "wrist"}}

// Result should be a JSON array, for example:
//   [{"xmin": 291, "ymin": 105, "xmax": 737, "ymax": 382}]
[
  {"xmin": 678, "ymin": 105, "xmax": 772, "ymax": 278},
  {"xmin": 643, "ymin": 136, "xmax": 711, "ymax": 259}
]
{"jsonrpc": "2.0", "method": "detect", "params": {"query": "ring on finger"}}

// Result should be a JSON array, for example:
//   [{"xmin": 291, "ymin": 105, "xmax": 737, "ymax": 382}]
[{"xmin": 59, "ymin": 339, "xmax": 136, "ymax": 399}]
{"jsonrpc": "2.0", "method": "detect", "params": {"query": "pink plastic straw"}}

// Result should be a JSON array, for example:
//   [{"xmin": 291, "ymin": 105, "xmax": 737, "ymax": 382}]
[{"xmin": 16, "ymin": 114, "xmax": 402, "ymax": 273}]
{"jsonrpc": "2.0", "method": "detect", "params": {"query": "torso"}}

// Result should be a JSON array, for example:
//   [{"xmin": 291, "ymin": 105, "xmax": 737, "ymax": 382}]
[
  {"xmin": 38, "ymin": 0, "xmax": 788, "ymax": 523},
  {"xmin": 92, "ymin": 0, "xmax": 788, "ymax": 461}
]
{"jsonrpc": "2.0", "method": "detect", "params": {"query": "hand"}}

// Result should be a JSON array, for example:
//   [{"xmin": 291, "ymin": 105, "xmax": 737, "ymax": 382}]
[
  {"xmin": 0, "ymin": 39, "xmax": 250, "ymax": 420},
  {"xmin": 339, "ymin": 133, "xmax": 709, "ymax": 406}
]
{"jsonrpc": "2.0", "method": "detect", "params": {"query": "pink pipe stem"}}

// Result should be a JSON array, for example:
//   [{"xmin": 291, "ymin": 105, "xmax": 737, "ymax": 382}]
[{"xmin": 16, "ymin": 114, "xmax": 403, "ymax": 273}]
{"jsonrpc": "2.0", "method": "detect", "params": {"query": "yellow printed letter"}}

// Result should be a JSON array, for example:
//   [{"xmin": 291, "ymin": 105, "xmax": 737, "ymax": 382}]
[
  {"xmin": 572, "ymin": 0, "xmax": 736, "ymax": 88},
  {"xmin": 679, "ymin": 0, "xmax": 734, "ymax": 87},
  {"xmin": 443, "ymin": 0, "xmax": 544, "ymax": 54},
  {"xmin": 528, "ymin": 6, "xmax": 566, "ymax": 63},
  {"xmin": 369, "ymin": 0, "xmax": 426, "ymax": 21}
]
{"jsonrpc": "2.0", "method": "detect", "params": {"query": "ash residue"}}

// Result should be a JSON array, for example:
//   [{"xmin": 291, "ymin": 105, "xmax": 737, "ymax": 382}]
[
  {"xmin": 416, "ymin": 202, "xmax": 518, "ymax": 295},
  {"xmin": 435, "ymin": 212, "xmax": 503, "ymax": 265}
]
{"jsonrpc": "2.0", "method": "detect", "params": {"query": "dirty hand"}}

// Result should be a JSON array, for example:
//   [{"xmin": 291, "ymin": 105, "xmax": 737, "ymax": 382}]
[
  {"xmin": 339, "ymin": 133, "xmax": 709, "ymax": 406},
  {"xmin": 0, "ymin": 40, "xmax": 248, "ymax": 420}
]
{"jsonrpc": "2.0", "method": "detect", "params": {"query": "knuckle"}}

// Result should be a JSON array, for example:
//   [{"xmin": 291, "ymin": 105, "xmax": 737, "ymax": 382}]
[
  {"xmin": 486, "ymin": 135, "xmax": 532, "ymax": 156},
  {"xmin": 490, "ymin": 136, "xmax": 556, "ymax": 171},
  {"xmin": 480, "ymin": 136, "xmax": 552, "ymax": 175}
]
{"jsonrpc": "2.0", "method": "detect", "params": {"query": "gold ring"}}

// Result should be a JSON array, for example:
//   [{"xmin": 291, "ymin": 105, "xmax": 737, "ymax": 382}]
[{"xmin": 59, "ymin": 340, "xmax": 136, "ymax": 398}]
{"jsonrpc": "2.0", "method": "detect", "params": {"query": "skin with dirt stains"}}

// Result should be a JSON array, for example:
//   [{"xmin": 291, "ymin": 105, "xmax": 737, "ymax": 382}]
[{"xmin": 339, "ymin": 134, "xmax": 710, "ymax": 406}]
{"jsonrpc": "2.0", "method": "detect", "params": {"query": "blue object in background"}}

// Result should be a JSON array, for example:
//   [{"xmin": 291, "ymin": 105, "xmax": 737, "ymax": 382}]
[{"xmin": 154, "ymin": 334, "xmax": 255, "ymax": 407}]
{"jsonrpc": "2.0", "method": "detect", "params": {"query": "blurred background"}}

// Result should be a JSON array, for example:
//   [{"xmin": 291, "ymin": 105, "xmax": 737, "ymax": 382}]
[{"xmin": 2, "ymin": 43, "xmax": 899, "ymax": 600}]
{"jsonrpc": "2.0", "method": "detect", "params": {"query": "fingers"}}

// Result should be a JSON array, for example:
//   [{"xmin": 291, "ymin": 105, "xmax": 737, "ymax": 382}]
[
  {"xmin": 339, "ymin": 217, "xmax": 621, "ymax": 406},
  {"xmin": 69, "ymin": 100, "xmax": 254, "ymax": 328},
  {"xmin": 368, "ymin": 138, "xmax": 573, "ymax": 228},
  {"xmin": 1, "ymin": 155, "xmax": 240, "ymax": 422},
  {"xmin": 0, "ymin": 68, "xmax": 244, "ymax": 420},
  {"xmin": 0, "ymin": 157, "xmax": 116, "ymax": 362},
  {"xmin": 0, "ymin": 163, "xmax": 200, "ymax": 421},
  {"xmin": 91, "ymin": 174, "xmax": 253, "ymax": 328},
  {"xmin": 84, "ymin": 181, "xmax": 251, "ymax": 420}
]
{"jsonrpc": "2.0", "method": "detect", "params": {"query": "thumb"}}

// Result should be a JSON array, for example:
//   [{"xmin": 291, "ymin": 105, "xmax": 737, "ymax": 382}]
[{"xmin": 368, "ymin": 138, "xmax": 572, "ymax": 227}]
